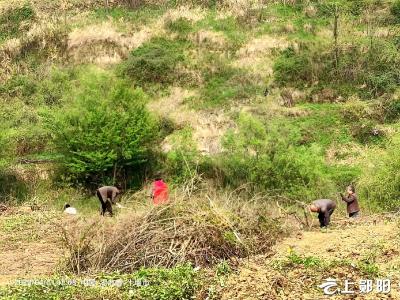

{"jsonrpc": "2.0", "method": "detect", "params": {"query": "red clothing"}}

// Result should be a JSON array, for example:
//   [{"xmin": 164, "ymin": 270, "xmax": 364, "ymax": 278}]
[{"xmin": 152, "ymin": 180, "xmax": 169, "ymax": 205}]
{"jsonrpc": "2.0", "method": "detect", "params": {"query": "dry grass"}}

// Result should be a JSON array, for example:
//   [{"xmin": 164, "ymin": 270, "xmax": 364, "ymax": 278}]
[
  {"xmin": 66, "ymin": 5, "xmax": 205, "ymax": 65},
  {"xmin": 59, "ymin": 184, "xmax": 283, "ymax": 274},
  {"xmin": 164, "ymin": 5, "xmax": 206, "ymax": 22},
  {"xmin": 191, "ymin": 30, "xmax": 227, "ymax": 50},
  {"xmin": 0, "ymin": 208, "xmax": 63, "ymax": 285},
  {"xmin": 233, "ymin": 34, "xmax": 290, "ymax": 79},
  {"xmin": 148, "ymin": 87, "xmax": 234, "ymax": 155},
  {"xmin": 221, "ymin": 216, "xmax": 400, "ymax": 299}
]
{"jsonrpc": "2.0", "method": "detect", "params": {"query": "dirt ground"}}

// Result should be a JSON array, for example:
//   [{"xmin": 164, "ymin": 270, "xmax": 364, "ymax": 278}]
[
  {"xmin": 221, "ymin": 215, "xmax": 400, "ymax": 300},
  {"xmin": 0, "ymin": 207, "xmax": 64, "ymax": 286}
]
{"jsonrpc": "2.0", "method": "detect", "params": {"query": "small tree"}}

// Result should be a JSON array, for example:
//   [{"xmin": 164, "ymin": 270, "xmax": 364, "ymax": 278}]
[{"xmin": 46, "ymin": 69, "xmax": 156, "ymax": 184}]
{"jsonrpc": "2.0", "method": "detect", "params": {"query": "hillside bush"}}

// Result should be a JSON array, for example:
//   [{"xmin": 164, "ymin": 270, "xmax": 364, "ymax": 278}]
[
  {"xmin": 119, "ymin": 37, "xmax": 187, "ymax": 85},
  {"xmin": 358, "ymin": 135, "xmax": 400, "ymax": 211},
  {"xmin": 274, "ymin": 38, "xmax": 400, "ymax": 98},
  {"xmin": 197, "ymin": 53, "xmax": 259, "ymax": 107},
  {"xmin": 391, "ymin": 0, "xmax": 400, "ymax": 23},
  {"xmin": 164, "ymin": 127, "xmax": 200, "ymax": 184},
  {"xmin": 217, "ymin": 113, "xmax": 336, "ymax": 201},
  {"xmin": 45, "ymin": 68, "xmax": 157, "ymax": 184}
]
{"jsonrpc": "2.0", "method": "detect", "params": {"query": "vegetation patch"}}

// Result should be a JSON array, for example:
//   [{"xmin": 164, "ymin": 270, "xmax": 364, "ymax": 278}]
[
  {"xmin": 0, "ymin": 3, "xmax": 35, "ymax": 42},
  {"xmin": 119, "ymin": 37, "xmax": 189, "ymax": 86},
  {"xmin": 60, "ymin": 188, "xmax": 283, "ymax": 273},
  {"xmin": 44, "ymin": 68, "xmax": 157, "ymax": 185},
  {"xmin": 0, "ymin": 265, "xmax": 198, "ymax": 300}
]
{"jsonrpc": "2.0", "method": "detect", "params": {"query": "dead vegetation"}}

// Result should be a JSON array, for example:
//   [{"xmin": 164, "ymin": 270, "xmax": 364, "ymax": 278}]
[
  {"xmin": 59, "ymin": 184, "xmax": 283, "ymax": 274},
  {"xmin": 221, "ymin": 215, "xmax": 400, "ymax": 300}
]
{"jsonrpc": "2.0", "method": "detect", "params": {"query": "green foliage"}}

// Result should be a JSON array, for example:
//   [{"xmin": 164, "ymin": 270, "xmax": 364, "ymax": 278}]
[
  {"xmin": 93, "ymin": 6, "xmax": 167, "ymax": 28},
  {"xmin": 45, "ymin": 68, "xmax": 157, "ymax": 184},
  {"xmin": 119, "ymin": 37, "xmax": 187, "ymax": 86},
  {"xmin": 165, "ymin": 127, "xmax": 200, "ymax": 183},
  {"xmin": 391, "ymin": 0, "xmax": 400, "ymax": 23},
  {"xmin": 0, "ymin": 171, "xmax": 29, "ymax": 203},
  {"xmin": 287, "ymin": 251, "xmax": 322, "ymax": 268},
  {"xmin": 36, "ymin": 68, "xmax": 74, "ymax": 106},
  {"xmin": 165, "ymin": 17, "xmax": 193, "ymax": 36},
  {"xmin": 217, "ymin": 113, "xmax": 337, "ymax": 200},
  {"xmin": 358, "ymin": 135, "xmax": 400, "ymax": 211},
  {"xmin": 0, "ymin": 3, "xmax": 35, "ymax": 41},
  {"xmin": 194, "ymin": 53, "xmax": 258, "ymax": 108},
  {"xmin": 273, "ymin": 37, "xmax": 400, "ymax": 98},
  {"xmin": 0, "ymin": 265, "xmax": 198, "ymax": 300},
  {"xmin": 1, "ymin": 68, "xmax": 74, "ymax": 106},
  {"xmin": 273, "ymin": 47, "xmax": 314, "ymax": 88},
  {"xmin": 215, "ymin": 260, "xmax": 231, "ymax": 277}
]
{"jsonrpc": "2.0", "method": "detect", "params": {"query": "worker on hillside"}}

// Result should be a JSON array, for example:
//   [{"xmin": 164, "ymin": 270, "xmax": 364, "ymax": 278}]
[
  {"xmin": 340, "ymin": 185, "xmax": 360, "ymax": 218},
  {"xmin": 309, "ymin": 199, "xmax": 336, "ymax": 228},
  {"xmin": 63, "ymin": 203, "xmax": 77, "ymax": 215},
  {"xmin": 151, "ymin": 174, "xmax": 169, "ymax": 205},
  {"xmin": 96, "ymin": 185, "xmax": 122, "ymax": 216}
]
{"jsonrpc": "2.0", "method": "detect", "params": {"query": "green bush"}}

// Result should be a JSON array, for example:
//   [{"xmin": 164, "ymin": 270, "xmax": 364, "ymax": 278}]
[
  {"xmin": 197, "ymin": 54, "xmax": 259, "ymax": 108},
  {"xmin": 44, "ymin": 68, "xmax": 157, "ymax": 184},
  {"xmin": 273, "ymin": 38, "xmax": 400, "ymax": 97},
  {"xmin": 165, "ymin": 17, "xmax": 193, "ymax": 36},
  {"xmin": 217, "ymin": 113, "xmax": 336, "ymax": 200},
  {"xmin": 391, "ymin": 0, "xmax": 400, "ymax": 23},
  {"xmin": 358, "ymin": 135, "xmax": 400, "ymax": 211},
  {"xmin": 0, "ymin": 3, "xmax": 35, "ymax": 41},
  {"xmin": 273, "ymin": 47, "xmax": 314, "ymax": 88},
  {"xmin": 164, "ymin": 127, "xmax": 200, "ymax": 183},
  {"xmin": 36, "ymin": 68, "xmax": 74, "ymax": 106},
  {"xmin": 119, "ymin": 37, "xmax": 187, "ymax": 85}
]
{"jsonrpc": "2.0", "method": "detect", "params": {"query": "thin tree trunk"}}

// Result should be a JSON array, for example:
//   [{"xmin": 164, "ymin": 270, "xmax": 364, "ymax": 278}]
[{"xmin": 333, "ymin": 6, "xmax": 339, "ymax": 71}]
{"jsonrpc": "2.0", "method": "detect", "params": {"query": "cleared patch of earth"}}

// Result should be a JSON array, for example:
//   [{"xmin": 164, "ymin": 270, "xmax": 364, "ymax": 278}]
[
  {"xmin": 221, "ymin": 215, "xmax": 400, "ymax": 299},
  {"xmin": 0, "ymin": 208, "xmax": 64, "ymax": 286}
]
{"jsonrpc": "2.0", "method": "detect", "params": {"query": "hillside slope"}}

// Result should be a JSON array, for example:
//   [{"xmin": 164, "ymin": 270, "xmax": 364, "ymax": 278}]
[{"xmin": 222, "ymin": 215, "xmax": 400, "ymax": 299}]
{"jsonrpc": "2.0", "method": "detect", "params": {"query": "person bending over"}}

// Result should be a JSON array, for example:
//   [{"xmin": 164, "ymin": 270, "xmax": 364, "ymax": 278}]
[
  {"xmin": 309, "ymin": 199, "xmax": 336, "ymax": 228},
  {"xmin": 96, "ymin": 185, "xmax": 122, "ymax": 216}
]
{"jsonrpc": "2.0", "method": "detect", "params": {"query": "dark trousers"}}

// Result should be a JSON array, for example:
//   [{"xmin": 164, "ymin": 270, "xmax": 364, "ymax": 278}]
[
  {"xmin": 349, "ymin": 211, "xmax": 359, "ymax": 218},
  {"xmin": 318, "ymin": 209, "xmax": 334, "ymax": 227},
  {"xmin": 97, "ymin": 191, "xmax": 113, "ymax": 216}
]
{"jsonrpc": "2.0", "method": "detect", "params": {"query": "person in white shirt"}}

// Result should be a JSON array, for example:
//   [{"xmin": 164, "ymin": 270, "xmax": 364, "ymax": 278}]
[{"xmin": 64, "ymin": 203, "xmax": 77, "ymax": 215}]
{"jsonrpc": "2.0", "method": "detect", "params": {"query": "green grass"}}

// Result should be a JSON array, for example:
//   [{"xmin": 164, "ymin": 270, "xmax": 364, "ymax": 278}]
[
  {"xmin": 194, "ymin": 13, "xmax": 248, "ymax": 51},
  {"xmin": 0, "ymin": 265, "xmax": 198, "ymax": 300},
  {"xmin": 92, "ymin": 6, "xmax": 167, "ymax": 30}
]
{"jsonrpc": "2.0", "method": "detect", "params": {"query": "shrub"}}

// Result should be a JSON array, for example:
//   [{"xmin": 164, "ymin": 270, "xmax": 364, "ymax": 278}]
[
  {"xmin": 217, "ymin": 113, "xmax": 336, "ymax": 200},
  {"xmin": 358, "ymin": 135, "xmax": 400, "ymax": 211},
  {"xmin": 273, "ymin": 38, "xmax": 400, "ymax": 98},
  {"xmin": 391, "ymin": 0, "xmax": 400, "ymax": 23},
  {"xmin": 36, "ymin": 68, "xmax": 74, "ymax": 106},
  {"xmin": 119, "ymin": 37, "xmax": 187, "ymax": 85},
  {"xmin": 165, "ymin": 17, "xmax": 193, "ymax": 36},
  {"xmin": 0, "ymin": 3, "xmax": 35, "ymax": 41},
  {"xmin": 164, "ymin": 127, "xmax": 200, "ymax": 183},
  {"xmin": 45, "ymin": 68, "xmax": 157, "ymax": 184},
  {"xmin": 197, "ymin": 54, "xmax": 259, "ymax": 107}
]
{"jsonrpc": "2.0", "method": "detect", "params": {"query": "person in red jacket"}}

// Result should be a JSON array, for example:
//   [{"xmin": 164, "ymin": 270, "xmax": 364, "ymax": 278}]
[{"xmin": 151, "ymin": 175, "xmax": 169, "ymax": 205}]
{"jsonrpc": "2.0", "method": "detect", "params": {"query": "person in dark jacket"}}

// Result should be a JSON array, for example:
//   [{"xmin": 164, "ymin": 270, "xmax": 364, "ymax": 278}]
[
  {"xmin": 96, "ymin": 185, "xmax": 122, "ymax": 216},
  {"xmin": 309, "ymin": 199, "xmax": 336, "ymax": 228},
  {"xmin": 340, "ymin": 185, "xmax": 360, "ymax": 218}
]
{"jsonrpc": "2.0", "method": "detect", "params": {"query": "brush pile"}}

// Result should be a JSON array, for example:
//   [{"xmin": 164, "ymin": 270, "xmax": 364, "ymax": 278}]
[{"xmin": 61, "ymin": 188, "xmax": 283, "ymax": 273}]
